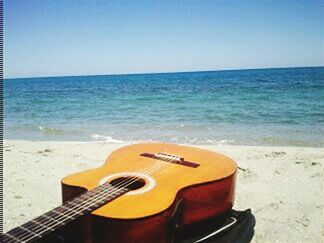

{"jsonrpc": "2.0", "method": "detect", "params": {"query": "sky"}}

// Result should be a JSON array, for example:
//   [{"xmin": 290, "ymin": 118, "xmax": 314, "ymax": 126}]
[{"xmin": 5, "ymin": 0, "xmax": 324, "ymax": 78}]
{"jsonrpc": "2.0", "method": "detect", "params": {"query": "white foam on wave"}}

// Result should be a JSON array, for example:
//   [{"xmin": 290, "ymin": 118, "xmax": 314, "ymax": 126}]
[
  {"xmin": 38, "ymin": 126, "xmax": 64, "ymax": 133},
  {"xmin": 90, "ymin": 134, "xmax": 124, "ymax": 143},
  {"xmin": 217, "ymin": 139, "xmax": 235, "ymax": 145}
]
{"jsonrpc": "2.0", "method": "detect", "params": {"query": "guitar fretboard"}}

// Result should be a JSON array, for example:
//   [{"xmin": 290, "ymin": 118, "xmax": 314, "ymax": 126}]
[{"xmin": 1, "ymin": 183, "xmax": 129, "ymax": 243}]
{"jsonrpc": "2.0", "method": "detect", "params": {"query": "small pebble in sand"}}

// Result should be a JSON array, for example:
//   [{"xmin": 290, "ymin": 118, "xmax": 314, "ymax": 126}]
[
  {"xmin": 38, "ymin": 148, "xmax": 52, "ymax": 154},
  {"xmin": 266, "ymin": 151, "xmax": 286, "ymax": 157},
  {"xmin": 238, "ymin": 166, "xmax": 247, "ymax": 171}
]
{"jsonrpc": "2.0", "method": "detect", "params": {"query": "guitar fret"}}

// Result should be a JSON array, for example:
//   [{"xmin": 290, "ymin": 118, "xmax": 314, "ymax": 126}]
[
  {"xmin": 73, "ymin": 197, "xmax": 83, "ymax": 203},
  {"xmin": 52, "ymin": 206, "xmax": 80, "ymax": 216},
  {"xmin": 2, "ymin": 184, "xmax": 130, "ymax": 242},
  {"xmin": 67, "ymin": 200, "xmax": 79, "ymax": 206},
  {"xmin": 3, "ymin": 233, "xmax": 23, "ymax": 242},
  {"xmin": 61, "ymin": 206, "xmax": 83, "ymax": 217},
  {"xmin": 51, "ymin": 208, "xmax": 62, "ymax": 215},
  {"xmin": 61, "ymin": 205, "xmax": 73, "ymax": 211},
  {"xmin": 19, "ymin": 225, "xmax": 42, "ymax": 238},
  {"xmin": 80, "ymin": 191, "xmax": 99, "ymax": 200},
  {"xmin": 31, "ymin": 219, "xmax": 55, "ymax": 231},
  {"xmin": 42, "ymin": 213, "xmax": 67, "ymax": 223}
]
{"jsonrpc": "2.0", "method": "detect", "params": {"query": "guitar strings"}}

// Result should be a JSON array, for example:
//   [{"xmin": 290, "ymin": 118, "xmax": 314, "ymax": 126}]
[
  {"xmin": 5, "ymin": 158, "xmax": 170, "ymax": 242},
  {"xmin": 8, "ymin": 145, "xmax": 183, "ymax": 241},
  {"xmin": 4, "ymin": 160, "xmax": 167, "ymax": 243},
  {"xmin": 101, "ymin": 147, "xmax": 178, "ymax": 212},
  {"xmin": 7, "ymin": 155, "xmax": 177, "ymax": 242},
  {"xmin": 110, "ymin": 159, "xmax": 180, "ymax": 216},
  {"xmin": 12, "ymin": 158, "xmax": 174, "ymax": 242}
]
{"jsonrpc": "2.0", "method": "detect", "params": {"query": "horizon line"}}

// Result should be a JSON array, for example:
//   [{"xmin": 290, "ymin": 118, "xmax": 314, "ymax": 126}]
[{"xmin": 5, "ymin": 65, "xmax": 324, "ymax": 80}]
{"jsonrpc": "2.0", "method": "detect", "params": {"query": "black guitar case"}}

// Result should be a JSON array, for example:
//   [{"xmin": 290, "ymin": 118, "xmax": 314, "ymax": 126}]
[
  {"xmin": 49, "ymin": 209, "xmax": 255, "ymax": 243},
  {"xmin": 176, "ymin": 209, "xmax": 255, "ymax": 243}
]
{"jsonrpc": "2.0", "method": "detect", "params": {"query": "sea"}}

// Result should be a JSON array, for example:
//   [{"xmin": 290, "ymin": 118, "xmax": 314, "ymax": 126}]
[{"xmin": 4, "ymin": 67, "xmax": 324, "ymax": 147}]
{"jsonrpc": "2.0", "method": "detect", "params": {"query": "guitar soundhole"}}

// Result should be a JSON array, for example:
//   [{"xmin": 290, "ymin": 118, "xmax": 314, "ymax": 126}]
[{"xmin": 109, "ymin": 176, "xmax": 146, "ymax": 191}]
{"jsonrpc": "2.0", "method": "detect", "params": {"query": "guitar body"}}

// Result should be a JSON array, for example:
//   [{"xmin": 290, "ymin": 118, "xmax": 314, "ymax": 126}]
[{"xmin": 60, "ymin": 143, "xmax": 237, "ymax": 243}]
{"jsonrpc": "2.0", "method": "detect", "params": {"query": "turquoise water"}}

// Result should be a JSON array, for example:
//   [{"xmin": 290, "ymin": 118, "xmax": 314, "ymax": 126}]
[{"xmin": 4, "ymin": 67, "xmax": 324, "ymax": 146}]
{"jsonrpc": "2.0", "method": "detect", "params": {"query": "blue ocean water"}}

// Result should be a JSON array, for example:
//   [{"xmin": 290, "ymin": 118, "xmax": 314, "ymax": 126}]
[{"xmin": 4, "ymin": 67, "xmax": 324, "ymax": 147}]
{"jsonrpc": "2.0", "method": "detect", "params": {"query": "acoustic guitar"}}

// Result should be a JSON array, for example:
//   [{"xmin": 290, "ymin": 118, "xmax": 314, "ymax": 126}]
[{"xmin": 2, "ymin": 143, "xmax": 237, "ymax": 243}]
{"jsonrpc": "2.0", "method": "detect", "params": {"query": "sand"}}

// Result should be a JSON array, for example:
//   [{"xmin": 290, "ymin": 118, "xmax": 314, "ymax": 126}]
[{"xmin": 3, "ymin": 140, "xmax": 324, "ymax": 242}]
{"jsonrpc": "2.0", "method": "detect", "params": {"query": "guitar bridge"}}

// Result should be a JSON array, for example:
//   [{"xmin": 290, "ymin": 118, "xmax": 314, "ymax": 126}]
[
  {"xmin": 140, "ymin": 152, "xmax": 200, "ymax": 168},
  {"xmin": 154, "ymin": 153, "xmax": 184, "ymax": 163}
]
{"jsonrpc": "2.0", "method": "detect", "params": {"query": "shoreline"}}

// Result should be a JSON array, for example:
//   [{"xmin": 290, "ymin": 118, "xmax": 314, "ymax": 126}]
[
  {"xmin": 4, "ymin": 140, "xmax": 324, "ymax": 242},
  {"xmin": 4, "ymin": 138, "xmax": 324, "ymax": 148}
]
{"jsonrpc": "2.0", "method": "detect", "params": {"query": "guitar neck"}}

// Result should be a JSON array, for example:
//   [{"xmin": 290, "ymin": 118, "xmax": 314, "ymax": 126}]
[{"xmin": 2, "ymin": 183, "xmax": 128, "ymax": 243}]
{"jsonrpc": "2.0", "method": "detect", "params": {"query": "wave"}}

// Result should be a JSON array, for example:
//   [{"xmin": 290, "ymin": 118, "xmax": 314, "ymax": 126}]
[
  {"xmin": 90, "ymin": 134, "xmax": 124, "ymax": 143},
  {"xmin": 38, "ymin": 126, "xmax": 64, "ymax": 134}
]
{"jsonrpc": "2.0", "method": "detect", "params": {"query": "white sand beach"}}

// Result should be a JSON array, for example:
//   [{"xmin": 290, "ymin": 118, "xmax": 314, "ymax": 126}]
[{"xmin": 3, "ymin": 140, "xmax": 324, "ymax": 242}]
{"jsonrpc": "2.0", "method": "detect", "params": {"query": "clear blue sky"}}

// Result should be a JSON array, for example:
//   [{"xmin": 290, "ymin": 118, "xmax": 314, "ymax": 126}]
[{"xmin": 5, "ymin": 0, "xmax": 324, "ymax": 78}]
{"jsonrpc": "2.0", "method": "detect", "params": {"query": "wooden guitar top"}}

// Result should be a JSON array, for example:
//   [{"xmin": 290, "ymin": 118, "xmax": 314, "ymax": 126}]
[{"xmin": 61, "ymin": 143, "xmax": 237, "ymax": 219}]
